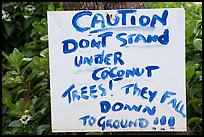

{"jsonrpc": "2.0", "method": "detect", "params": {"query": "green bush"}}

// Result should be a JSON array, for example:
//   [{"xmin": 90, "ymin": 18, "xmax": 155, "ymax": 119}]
[
  {"xmin": 2, "ymin": 2, "xmax": 202, "ymax": 135},
  {"xmin": 2, "ymin": 2, "xmax": 62, "ymax": 135}
]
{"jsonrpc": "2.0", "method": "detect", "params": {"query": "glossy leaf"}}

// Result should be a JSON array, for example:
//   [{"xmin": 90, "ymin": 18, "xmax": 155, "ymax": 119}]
[
  {"xmin": 37, "ymin": 124, "xmax": 50, "ymax": 135},
  {"xmin": 40, "ymin": 48, "xmax": 49, "ymax": 58},
  {"xmin": 193, "ymin": 38, "xmax": 202, "ymax": 51},
  {"xmin": 40, "ymin": 35, "xmax": 48, "ymax": 41},
  {"xmin": 8, "ymin": 120, "xmax": 23, "ymax": 127},
  {"xmin": 48, "ymin": 3, "xmax": 55, "ymax": 11},
  {"xmin": 186, "ymin": 66, "xmax": 195, "ymax": 83},
  {"xmin": 188, "ymin": 117, "xmax": 202, "ymax": 125}
]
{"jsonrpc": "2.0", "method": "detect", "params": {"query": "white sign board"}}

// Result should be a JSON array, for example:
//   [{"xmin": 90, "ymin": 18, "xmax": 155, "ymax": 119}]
[{"xmin": 48, "ymin": 8, "xmax": 186, "ymax": 132}]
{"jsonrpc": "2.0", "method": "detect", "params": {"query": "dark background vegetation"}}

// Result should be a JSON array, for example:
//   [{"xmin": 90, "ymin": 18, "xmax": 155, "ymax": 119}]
[{"xmin": 2, "ymin": 2, "xmax": 202, "ymax": 135}]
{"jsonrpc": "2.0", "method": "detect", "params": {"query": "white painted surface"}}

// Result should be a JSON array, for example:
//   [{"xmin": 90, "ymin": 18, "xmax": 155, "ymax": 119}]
[{"xmin": 48, "ymin": 8, "xmax": 186, "ymax": 132}]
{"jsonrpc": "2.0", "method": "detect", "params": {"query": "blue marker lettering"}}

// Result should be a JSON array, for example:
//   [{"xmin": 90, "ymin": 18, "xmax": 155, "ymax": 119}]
[
  {"xmin": 91, "ymin": 39, "xmax": 101, "ymax": 49},
  {"xmin": 99, "ymin": 84, "xmax": 107, "ymax": 96},
  {"xmin": 114, "ymin": 52, "xmax": 124, "ymax": 65},
  {"xmin": 62, "ymin": 39, "xmax": 78, "ymax": 54},
  {"xmin": 92, "ymin": 67, "xmax": 107, "ymax": 81},
  {"xmin": 72, "ymin": 90, "xmax": 80, "ymax": 101},
  {"xmin": 74, "ymin": 56, "xmax": 82, "ymax": 67},
  {"xmin": 133, "ymin": 83, "xmax": 141, "ymax": 96},
  {"xmin": 81, "ymin": 86, "xmax": 89, "ymax": 100},
  {"xmin": 88, "ymin": 117, "xmax": 96, "ymax": 126},
  {"xmin": 91, "ymin": 13, "xmax": 105, "ymax": 29},
  {"xmin": 113, "ymin": 120, "xmax": 120, "ymax": 129},
  {"xmin": 106, "ymin": 119, "xmax": 113, "ymax": 128},
  {"xmin": 72, "ymin": 11, "xmax": 92, "ymax": 32},
  {"xmin": 61, "ymin": 84, "xmax": 75, "ymax": 104},
  {"xmin": 112, "ymin": 102, "xmax": 124, "ymax": 112},
  {"xmin": 142, "ymin": 106, "xmax": 156, "ymax": 116},
  {"xmin": 90, "ymin": 85, "xmax": 97, "ymax": 99},
  {"xmin": 160, "ymin": 91, "xmax": 176, "ymax": 103},
  {"xmin": 148, "ymin": 90, "xmax": 157, "ymax": 103},
  {"xmin": 106, "ymin": 14, "xmax": 120, "ymax": 26},
  {"xmin": 117, "ymin": 10, "xmax": 137, "ymax": 25},
  {"xmin": 79, "ymin": 115, "xmax": 90, "ymax": 126},
  {"xmin": 168, "ymin": 116, "xmax": 175, "ymax": 127},
  {"xmin": 116, "ymin": 32, "xmax": 127, "ymax": 47},
  {"xmin": 158, "ymin": 29, "xmax": 169, "ymax": 45},
  {"xmin": 121, "ymin": 119, "xmax": 128, "ymax": 128},
  {"xmin": 79, "ymin": 39, "xmax": 89, "ymax": 48},
  {"xmin": 109, "ymin": 80, "xmax": 113, "ymax": 90},
  {"xmin": 121, "ymin": 83, "xmax": 135, "ymax": 94},
  {"xmin": 97, "ymin": 116, "xmax": 106, "ymax": 131},
  {"xmin": 100, "ymin": 101, "xmax": 111, "ymax": 113},
  {"xmin": 134, "ymin": 34, "xmax": 147, "ymax": 43},
  {"xmin": 146, "ymin": 35, "xmax": 158, "ymax": 43},
  {"xmin": 150, "ymin": 10, "xmax": 168, "ymax": 28},
  {"xmin": 131, "ymin": 15, "xmax": 136, "ymax": 25},
  {"xmin": 160, "ymin": 116, "xmax": 166, "ymax": 125},
  {"xmin": 104, "ymin": 53, "xmax": 113, "ymax": 65},
  {"xmin": 98, "ymin": 32, "xmax": 113, "ymax": 47},
  {"xmin": 124, "ymin": 104, "xmax": 142, "ymax": 112},
  {"xmin": 83, "ymin": 56, "xmax": 93, "ymax": 66},
  {"xmin": 145, "ymin": 66, "xmax": 160, "ymax": 77},
  {"xmin": 140, "ymin": 87, "xmax": 148, "ymax": 99},
  {"xmin": 138, "ymin": 118, "xmax": 149, "ymax": 128},
  {"xmin": 128, "ymin": 34, "xmax": 136, "ymax": 44},
  {"xmin": 139, "ymin": 15, "xmax": 150, "ymax": 26}
]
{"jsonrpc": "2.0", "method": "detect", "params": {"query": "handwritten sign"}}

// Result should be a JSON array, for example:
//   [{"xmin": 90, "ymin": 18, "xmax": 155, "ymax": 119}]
[{"xmin": 48, "ymin": 8, "xmax": 186, "ymax": 132}]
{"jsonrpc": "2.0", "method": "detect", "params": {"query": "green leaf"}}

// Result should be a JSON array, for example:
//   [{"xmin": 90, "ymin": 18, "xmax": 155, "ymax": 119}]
[
  {"xmin": 195, "ymin": 71, "xmax": 202, "ymax": 79},
  {"xmin": 57, "ymin": 7, "xmax": 63, "ymax": 11},
  {"xmin": 2, "ymin": 74, "xmax": 17, "ymax": 88},
  {"xmin": 40, "ymin": 35, "xmax": 48, "ymax": 41},
  {"xmin": 187, "ymin": 98, "xmax": 200, "ymax": 106},
  {"xmin": 26, "ymin": 70, "xmax": 38, "ymax": 81},
  {"xmin": 188, "ymin": 117, "xmax": 202, "ymax": 125},
  {"xmin": 48, "ymin": 3, "xmax": 55, "ymax": 11},
  {"xmin": 2, "ymin": 88, "xmax": 15, "ymax": 110},
  {"xmin": 21, "ymin": 58, "xmax": 32, "ymax": 62},
  {"xmin": 20, "ymin": 57, "xmax": 32, "ymax": 67},
  {"xmin": 13, "ymin": 98, "xmax": 24, "ymax": 116},
  {"xmin": 188, "ymin": 84, "xmax": 202, "ymax": 98},
  {"xmin": 37, "ymin": 124, "xmax": 50, "ymax": 135},
  {"xmin": 85, "ymin": 132, "xmax": 104, "ymax": 135},
  {"xmin": 8, "ymin": 120, "xmax": 23, "ymax": 127},
  {"xmin": 21, "ymin": 61, "xmax": 33, "ymax": 74},
  {"xmin": 10, "ymin": 48, "xmax": 24, "ymax": 69},
  {"xmin": 193, "ymin": 38, "xmax": 202, "ymax": 51},
  {"xmin": 186, "ymin": 66, "xmax": 195, "ymax": 83},
  {"xmin": 192, "ymin": 98, "xmax": 202, "ymax": 114},
  {"xmin": 186, "ymin": 61, "xmax": 194, "ymax": 67},
  {"xmin": 23, "ymin": 18, "xmax": 34, "ymax": 30},
  {"xmin": 2, "ymin": 63, "xmax": 13, "ymax": 70},
  {"xmin": 40, "ymin": 48, "xmax": 49, "ymax": 58},
  {"xmin": 32, "ymin": 80, "xmax": 48, "ymax": 91},
  {"xmin": 185, "ymin": 21, "xmax": 196, "ymax": 41},
  {"xmin": 33, "ymin": 25, "xmax": 47, "ymax": 33},
  {"xmin": 2, "ymin": 2, "xmax": 13, "ymax": 8},
  {"xmin": 2, "ymin": 51, "xmax": 12, "ymax": 64},
  {"xmin": 3, "ymin": 21, "xmax": 15, "ymax": 37},
  {"xmin": 8, "ymin": 70, "xmax": 18, "ymax": 75},
  {"xmin": 14, "ymin": 76, "xmax": 21, "ymax": 83}
]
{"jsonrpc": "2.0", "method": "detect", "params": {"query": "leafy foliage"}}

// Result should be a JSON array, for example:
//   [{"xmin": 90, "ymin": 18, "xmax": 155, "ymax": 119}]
[
  {"xmin": 2, "ymin": 2, "xmax": 202, "ymax": 135},
  {"xmin": 2, "ymin": 2, "xmax": 62, "ymax": 135}
]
